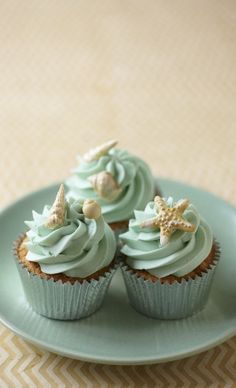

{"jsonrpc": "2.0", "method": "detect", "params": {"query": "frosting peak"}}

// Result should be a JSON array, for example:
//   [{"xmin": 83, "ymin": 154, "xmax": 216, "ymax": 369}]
[
  {"xmin": 120, "ymin": 197, "xmax": 213, "ymax": 278},
  {"xmin": 25, "ymin": 192, "xmax": 116, "ymax": 278}
]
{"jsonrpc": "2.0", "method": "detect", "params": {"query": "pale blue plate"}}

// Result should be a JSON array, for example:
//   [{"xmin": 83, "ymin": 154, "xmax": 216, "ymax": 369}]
[{"xmin": 0, "ymin": 178, "xmax": 236, "ymax": 365}]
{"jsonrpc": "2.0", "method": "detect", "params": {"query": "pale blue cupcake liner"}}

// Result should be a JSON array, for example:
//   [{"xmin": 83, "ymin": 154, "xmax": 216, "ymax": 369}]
[
  {"xmin": 121, "ymin": 242, "xmax": 220, "ymax": 320},
  {"xmin": 14, "ymin": 237, "xmax": 117, "ymax": 320}
]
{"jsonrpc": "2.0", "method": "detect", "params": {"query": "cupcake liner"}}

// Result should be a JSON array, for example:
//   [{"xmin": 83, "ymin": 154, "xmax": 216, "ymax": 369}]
[
  {"xmin": 121, "ymin": 242, "xmax": 220, "ymax": 320},
  {"xmin": 14, "ymin": 236, "xmax": 117, "ymax": 320}
]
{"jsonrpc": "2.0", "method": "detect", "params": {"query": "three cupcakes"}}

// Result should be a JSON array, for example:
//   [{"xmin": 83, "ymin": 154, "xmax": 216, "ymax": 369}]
[{"xmin": 13, "ymin": 142, "xmax": 220, "ymax": 321}]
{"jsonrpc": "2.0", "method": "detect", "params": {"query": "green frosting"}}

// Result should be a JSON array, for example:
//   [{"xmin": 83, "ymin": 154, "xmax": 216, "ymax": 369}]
[
  {"xmin": 66, "ymin": 148, "xmax": 155, "ymax": 223},
  {"xmin": 120, "ymin": 197, "xmax": 213, "ymax": 278},
  {"xmin": 24, "ymin": 198, "xmax": 116, "ymax": 278}
]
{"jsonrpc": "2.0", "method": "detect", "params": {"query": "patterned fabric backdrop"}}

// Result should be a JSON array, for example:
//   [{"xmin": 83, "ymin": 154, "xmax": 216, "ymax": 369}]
[{"xmin": 0, "ymin": 0, "xmax": 236, "ymax": 386}]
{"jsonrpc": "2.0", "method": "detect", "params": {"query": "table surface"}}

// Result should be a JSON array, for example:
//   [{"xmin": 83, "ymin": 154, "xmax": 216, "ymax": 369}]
[{"xmin": 0, "ymin": 0, "xmax": 236, "ymax": 386}]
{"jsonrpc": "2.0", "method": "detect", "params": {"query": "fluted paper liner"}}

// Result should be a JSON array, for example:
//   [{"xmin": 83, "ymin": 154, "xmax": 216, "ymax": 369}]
[
  {"xmin": 14, "ymin": 236, "xmax": 117, "ymax": 320},
  {"xmin": 121, "ymin": 242, "xmax": 220, "ymax": 320}
]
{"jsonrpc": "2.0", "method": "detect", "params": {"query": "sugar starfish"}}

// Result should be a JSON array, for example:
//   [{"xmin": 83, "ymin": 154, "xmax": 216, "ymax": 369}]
[{"xmin": 140, "ymin": 196, "xmax": 195, "ymax": 246}]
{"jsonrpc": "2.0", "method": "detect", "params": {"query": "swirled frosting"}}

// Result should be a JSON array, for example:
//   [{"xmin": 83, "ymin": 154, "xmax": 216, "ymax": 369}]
[
  {"xmin": 120, "ymin": 197, "xmax": 213, "ymax": 277},
  {"xmin": 66, "ymin": 148, "xmax": 155, "ymax": 223},
  {"xmin": 24, "ymin": 198, "xmax": 116, "ymax": 278}
]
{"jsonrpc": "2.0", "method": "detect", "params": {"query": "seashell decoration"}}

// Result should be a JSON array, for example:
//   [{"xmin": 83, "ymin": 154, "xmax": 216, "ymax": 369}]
[
  {"xmin": 45, "ymin": 184, "xmax": 66, "ymax": 229},
  {"xmin": 140, "ymin": 196, "xmax": 195, "ymax": 246},
  {"xmin": 83, "ymin": 140, "xmax": 118, "ymax": 162},
  {"xmin": 82, "ymin": 199, "xmax": 101, "ymax": 219},
  {"xmin": 88, "ymin": 171, "xmax": 122, "ymax": 201}
]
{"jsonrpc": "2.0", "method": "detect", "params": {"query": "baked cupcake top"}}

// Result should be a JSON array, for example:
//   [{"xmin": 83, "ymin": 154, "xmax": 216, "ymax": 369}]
[
  {"xmin": 24, "ymin": 185, "xmax": 116, "ymax": 278},
  {"xmin": 120, "ymin": 196, "xmax": 213, "ymax": 277},
  {"xmin": 65, "ymin": 140, "xmax": 155, "ymax": 223}
]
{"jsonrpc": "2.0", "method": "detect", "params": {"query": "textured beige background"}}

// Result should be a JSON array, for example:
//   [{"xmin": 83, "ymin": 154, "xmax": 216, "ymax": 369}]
[{"xmin": 0, "ymin": 0, "xmax": 236, "ymax": 386}]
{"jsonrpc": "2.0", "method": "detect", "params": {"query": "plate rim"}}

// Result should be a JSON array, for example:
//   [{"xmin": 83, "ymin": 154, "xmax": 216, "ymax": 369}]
[
  {"xmin": 0, "ymin": 177, "xmax": 236, "ymax": 365},
  {"xmin": 1, "ymin": 306, "xmax": 236, "ymax": 365}
]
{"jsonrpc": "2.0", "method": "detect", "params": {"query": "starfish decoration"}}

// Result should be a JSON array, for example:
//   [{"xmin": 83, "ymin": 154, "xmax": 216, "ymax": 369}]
[{"xmin": 140, "ymin": 196, "xmax": 196, "ymax": 246}]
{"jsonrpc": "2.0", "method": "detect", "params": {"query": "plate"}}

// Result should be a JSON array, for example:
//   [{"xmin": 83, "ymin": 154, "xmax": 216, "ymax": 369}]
[{"xmin": 0, "ymin": 178, "xmax": 236, "ymax": 365}]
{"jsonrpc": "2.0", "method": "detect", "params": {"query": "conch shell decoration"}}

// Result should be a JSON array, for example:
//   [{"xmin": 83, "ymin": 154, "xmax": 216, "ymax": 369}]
[
  {"xmin": 83, "ymin": 140, "xmax": 118, "ymax": 162},
  {"xmin": 82, "ymin": 199, "xmax": 101, "ymax": 219},
  {"xmin": 45, "ymin": 184, "xmax": 66, "ymax": 229},
  {"xmin": 88, "ymin": 171, "xmax": 122, "ymax": 201}
]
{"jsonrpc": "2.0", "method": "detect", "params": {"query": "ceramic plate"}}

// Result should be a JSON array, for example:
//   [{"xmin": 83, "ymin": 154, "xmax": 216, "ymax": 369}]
[{"xmin": 0, "ymin": 179, "xmax": 236, "ymax": 365}]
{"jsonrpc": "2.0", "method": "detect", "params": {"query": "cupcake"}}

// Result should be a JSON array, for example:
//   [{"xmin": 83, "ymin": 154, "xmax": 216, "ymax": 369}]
[
  {"xmin": 14, "ymin": 185, "xmax": 117, "ymax": 320},
  {"xmin": 65, "ymin": 140, "xmax": 159, "ymax": 235},
  {"xmin": 120, "ymin": 196, "xmax": 220, "ymax": 319}
]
